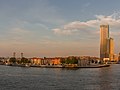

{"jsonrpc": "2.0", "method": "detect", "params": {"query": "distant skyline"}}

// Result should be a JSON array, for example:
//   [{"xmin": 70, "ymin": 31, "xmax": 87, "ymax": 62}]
[{"xmin": 0, "ymin": 0, "xmax": 120, "ymax": 57}]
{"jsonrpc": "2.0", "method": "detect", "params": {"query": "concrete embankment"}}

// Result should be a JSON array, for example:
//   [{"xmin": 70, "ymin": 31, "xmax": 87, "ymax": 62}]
[
  {"xmin": 31, "ymin": 64, "xmax": 110, "ymax": 68},
  {"xmin": 77, "ymin": 64, "xmax": 110, "ymax": 68},
  {"xmin": 2, "ymin": 64, "xmax": 110, "ymax": 68}
]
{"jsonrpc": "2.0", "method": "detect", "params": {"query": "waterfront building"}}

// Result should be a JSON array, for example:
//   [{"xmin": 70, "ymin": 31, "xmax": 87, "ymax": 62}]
[
  {"xmin": 78, "ymin": 59, "xmax": 89, "ymax": 66},
  {"xmin": 43, "ymin": 57, "xmax": 61, "ymax": 65},
  {"xmin": 100, "ymin": 25, "xmax": 109, "ymax": 60},
  {"xmin": 118, "ymin": 53, "xmax": 120, "ymax": 61},
  {"xmin": 113, "ymin": 54, "xmax": 118, "ymax": 62},
  {"xmin": 100, "ymin": 25, "xmax": 115, "ymax": 61},
  {"xmin": 30, "ymin": 57, "xmax": 42, "ymax": 65},
  {"xmin": 108, "ymin": 38, "xmax": 114, "ymax": 61},
  {"xmin": 78, "ymin": 56, "xmax": 100, "ymax": 66}
]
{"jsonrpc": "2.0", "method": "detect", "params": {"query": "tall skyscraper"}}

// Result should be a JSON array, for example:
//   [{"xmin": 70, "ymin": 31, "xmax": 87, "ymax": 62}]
[
  {"xmin": 108, "ymin": 38, "xmax": 114, "ymax": 61},
  {"xmin": 100, "ymin": 25, "xmax": 109, "ymax": 60}
]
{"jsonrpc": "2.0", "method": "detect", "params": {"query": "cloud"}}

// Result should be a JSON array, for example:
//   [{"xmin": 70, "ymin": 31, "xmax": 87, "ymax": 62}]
[
  {"xmin": 4, "ymin": 27, "xmax": 33, "ymax": 45},
  {"xmin": 53, "ymin": 12, "xmax": 120, "ymax": 35},
  {"xmin": 110, "ymin": 31, "xmax": 120, "ymax": 36},
  {"xmin": 0, "ymin": 0, "xmax": 65, "ymax": 28},
  {"xmin": 10, "ymin": 28, "xmax": 30, "ymax": 35},
  {"xmin": 53, "ymin": 28, "xmax": 77, "ymax": 35},
  {"xmin": 52, "ymin": 20, "xmax": 97, "ymax": 35}
]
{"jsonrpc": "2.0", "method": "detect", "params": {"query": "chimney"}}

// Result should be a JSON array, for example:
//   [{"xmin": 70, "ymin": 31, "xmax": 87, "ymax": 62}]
[
  {"xmin": 13, "ymin": 52, "xmax": 16, "ymax": 58},
  {"xmin": 21, "ymin": 53, "xmax": 23, "ymax": 58}
]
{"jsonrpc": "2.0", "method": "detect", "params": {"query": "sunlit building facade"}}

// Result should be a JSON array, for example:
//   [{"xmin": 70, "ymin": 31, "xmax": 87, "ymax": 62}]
[
  {"xmin": 100, "ymin": 25, "xmax": 109, "ymax": 60},
  {"xmin": 108, "ymin": 38, "xmax": 114, "ymax": 61}
]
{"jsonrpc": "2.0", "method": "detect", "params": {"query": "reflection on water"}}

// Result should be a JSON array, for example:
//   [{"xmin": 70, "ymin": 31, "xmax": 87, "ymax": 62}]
[{"xmin": 0, "ymin": 65, "xmax": 120, "ymax": 90}]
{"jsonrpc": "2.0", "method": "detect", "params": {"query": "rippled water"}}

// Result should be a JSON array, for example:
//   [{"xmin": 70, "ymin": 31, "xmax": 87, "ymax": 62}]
[{"xmin": 0, "ymin": 65, "xmax": 120, "ymax": 90}]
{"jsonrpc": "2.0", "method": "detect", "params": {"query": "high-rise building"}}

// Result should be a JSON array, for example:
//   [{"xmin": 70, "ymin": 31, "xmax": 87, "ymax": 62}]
[
  {"xmin": 118, "ymin": 53, "xmax": 120, "ymax": 61},
  {"xmin": 108, "ymin": 38, "xmax": 114, "ymax": 61},
  {"xmin": 100, "ymin": 25, "xmax": 109, "ymax": 60}
]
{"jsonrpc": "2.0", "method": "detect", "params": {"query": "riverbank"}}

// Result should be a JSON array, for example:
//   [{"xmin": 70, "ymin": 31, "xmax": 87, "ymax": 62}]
[{"xmin": 3, "ymin": 64, "xmax": 110, "ymax": 68}]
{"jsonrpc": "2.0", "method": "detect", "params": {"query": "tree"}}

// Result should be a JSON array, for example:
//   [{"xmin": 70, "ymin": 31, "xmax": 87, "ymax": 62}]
[
  {"xmin": 9, "ymin": 57, "xmax": 16, "ymax": 63},
  {"xmin": 60, "ymin": 58, "xmax": 65, "ymax": 64},
  {"xmin": 72, "ymin": 57, "xmax": 78, "ymax": 64},
  {"xmin": 21, "ymin": 57, "xmax": 30, "ymax": 64},
  {"xmin": 65, "ymin": 57, "xmax": 78, "ymax": 64},
  {"xmin": 65, "ymin": 58, "xmax": 70, "ymax": 64}
]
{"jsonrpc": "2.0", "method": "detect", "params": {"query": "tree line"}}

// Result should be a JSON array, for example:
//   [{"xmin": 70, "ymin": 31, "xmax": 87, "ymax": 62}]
[
  {"xmin": 60, "ymin": 57, "xmax": 78, "ymax": 64},
  {"xmin": 9, "ymin": 57, "xmax": 31, "ymax": 64}
]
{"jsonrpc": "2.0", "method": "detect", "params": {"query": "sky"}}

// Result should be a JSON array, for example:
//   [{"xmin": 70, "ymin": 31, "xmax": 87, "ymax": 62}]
[{"xmin": 0, "ymin": 0, "xmax": 120, "ymax": 57}]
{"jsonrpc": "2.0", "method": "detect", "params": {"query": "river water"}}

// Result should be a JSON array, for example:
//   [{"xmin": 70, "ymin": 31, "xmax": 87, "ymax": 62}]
[{"xmin": 0, "ymin": 65, "xmax": 120, "ymax": 90}]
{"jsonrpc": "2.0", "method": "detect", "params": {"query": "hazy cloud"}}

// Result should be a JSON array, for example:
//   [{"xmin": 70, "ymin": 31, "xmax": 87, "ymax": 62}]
[
  {"xmin": 10, "ymin": 28, "xmax": 30, "ymax": 35},
  {"xmin": 53, "ymin": 13, "xmax": 120, "ymax": 35}
]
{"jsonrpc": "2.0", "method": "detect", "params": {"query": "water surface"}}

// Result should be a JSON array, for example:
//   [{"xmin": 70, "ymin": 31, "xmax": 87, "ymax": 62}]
[{"xmin": 0, "ymin": 65, "xmax": 120, "ymax": 90}]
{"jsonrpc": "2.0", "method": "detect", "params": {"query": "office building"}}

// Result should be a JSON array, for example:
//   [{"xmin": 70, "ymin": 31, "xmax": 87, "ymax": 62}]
[
  {"xmin": 100, "ymin": 25, "xmax": 109, "ymax": 60},
  {"xmin": 108, "ymin": 38, "xmax": 114, "ymax": 61}
]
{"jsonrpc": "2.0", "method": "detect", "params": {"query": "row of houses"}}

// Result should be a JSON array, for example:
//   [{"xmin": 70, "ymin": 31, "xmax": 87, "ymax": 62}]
[
  {"xmin": 30, "ymin": 57, "xmax": 61, "ymax": 65},
  {"xmin": 0, "ymin": 56, "xmax": 101, "ymax": 66},
  {"xmin": 30, "ymin": 56, "xmax": 100, "ymax": 66}
]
